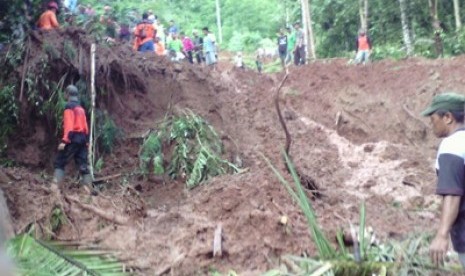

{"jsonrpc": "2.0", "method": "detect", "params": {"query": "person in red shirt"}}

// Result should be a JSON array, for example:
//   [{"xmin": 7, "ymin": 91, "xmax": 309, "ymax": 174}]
[
  {"xmin": 37, "ymin": 1, "xmax": 60, "ymax": 30},
  {"xmin": 355, "ymin": 29, "xmax": 372, "ymax": 65},
  {"xmin": 53, "ymin": 85, "xmax": 92, "ymax": 186}
]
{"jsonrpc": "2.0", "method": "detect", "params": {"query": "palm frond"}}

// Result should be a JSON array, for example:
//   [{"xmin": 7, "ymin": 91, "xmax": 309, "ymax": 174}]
[{"xmin": 7, "ymin": 235, "xmax": 127, "ymax": 276}]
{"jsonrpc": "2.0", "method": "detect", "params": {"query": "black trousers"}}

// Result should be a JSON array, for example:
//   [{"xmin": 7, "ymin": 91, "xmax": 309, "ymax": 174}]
[
  {"xmin": 294, "ymin": 45, "xmax": 306, "ymax": 66},
  {"xmin": 194, "ymin": 51, "xmax": 203, "ymax": 64},
  {"xmin": 54, "ymin": 143, "xmax": 89, "ymax": 175},
  {"xmin": 185, "ymin": 51, "xmax": 193, "ymax": 64}
]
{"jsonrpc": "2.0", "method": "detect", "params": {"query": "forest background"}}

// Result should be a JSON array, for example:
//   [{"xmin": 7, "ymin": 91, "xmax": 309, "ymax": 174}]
[{"xmin": 1, "ymin": 0, "xmax": 465, "ymax": 60}]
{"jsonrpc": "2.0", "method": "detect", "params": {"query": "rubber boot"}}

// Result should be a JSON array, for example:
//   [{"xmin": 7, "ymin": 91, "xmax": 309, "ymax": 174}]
[
  {"xmin": 53, "ymin": 169, "xmax": 65, "ymax": 185},
  {"xmin": 81, "ymin": 174, "xmax": 98, "ymax": 196}
]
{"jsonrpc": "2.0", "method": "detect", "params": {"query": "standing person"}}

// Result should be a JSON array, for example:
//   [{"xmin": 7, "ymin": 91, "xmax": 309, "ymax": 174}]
[
  {"xmin": 421, "ymin": 92, "xmax": 465, "ymax": 270},
  {"xmin": 180, "ymin": 32, "xmax": 194, "ymax": 64},
  {"xmin": 354, "ymin": 29, "xmax": 372, "ymax": 65},
  {"xmin": 167, "ymin": 33, "xmax": 183, "ymax": 61},
  {"xmin": 133, "ymin": 13, "xmax": 156, "ymax": 52},
  {"xmin": 53, "ymin": 85, "xmax": 92, "ymax": 187},
  {"xmin": 277, "ymin": 28, "xmax": 288, "ymax": 70},
  {"xmin": 119, "ymin": 23, "xmax": 131, "ymax": 42},
  {"xmin": 234, "ymin": 52, "xmax": 244, "ymax": 69},
  {"xmin": 154, "ymin": 37, "xmax": 165, "ymax": 56},
  {"xmin": 147, "ymin": 10, "xmax": 157, "ymax": 24},
  {"xmin": 202, "ymin": 27, "xmax": 217, "ymax": 68},
  {"xmin": 168, "ymin": 20, "xmax": 178, "ymax": 35},
  {"xmin": 192, "ymin": 30, "xmax": 204, "ymax": 64},
  {"xmin": 255, "ymin": 49, "xmax": 263, "ymax": 74},
  {"xmin": 286, "ymin": 26, "xmax": 296, "ymax": 65},
  {"xmin": 293, "ymin": 22, "xmax": 305, "ymax": 66},
  {"xmin": 37, "ymin": 1, "xmax": 60, "ymax": 30}
]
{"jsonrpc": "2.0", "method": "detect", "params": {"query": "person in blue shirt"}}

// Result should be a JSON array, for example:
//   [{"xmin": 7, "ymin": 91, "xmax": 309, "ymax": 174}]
[
  {"xmin": 168, "ymin": 20, "xmax": 178, "ymax": 35},
  {"xmin": 202, "ymin": 27, "xmax": 217, "ymax": 68}
]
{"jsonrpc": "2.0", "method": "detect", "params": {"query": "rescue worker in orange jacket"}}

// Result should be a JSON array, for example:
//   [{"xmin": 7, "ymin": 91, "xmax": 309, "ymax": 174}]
[
  {"xmin": 37, "ymin": 1, "xmax": 60, "ymax": 30},
  {"xmin": 53, "ymin": 85, "xmax": 92, "ymax": 186},
  {"xmin": 133, "ymin": 13, "xmax": 156, "ymax": 52},
  {"xmin": 354, "ymin": 29, "xmax": 372, "ymax": 65}
]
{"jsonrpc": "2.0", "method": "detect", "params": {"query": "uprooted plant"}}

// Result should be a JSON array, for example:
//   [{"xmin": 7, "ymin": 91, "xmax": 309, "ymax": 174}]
[
  {"xmin": 139, "ymin": 110, "xmax": 240, "ymax": 188},
  {"xmin": 262, "ymin": 152, "xmax": 462, "ymax": 275},
  {"xmin": 6, "ymin": 234, "xmax": 128, "ymax": 275}
]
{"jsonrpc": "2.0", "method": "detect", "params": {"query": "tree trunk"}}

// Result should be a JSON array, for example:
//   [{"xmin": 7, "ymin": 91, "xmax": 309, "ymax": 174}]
[
  {"xmin": 301, "ymin": 0, "xmax": 316, "ymax": 60},
  {"xmin": 307, "ymin": 0, "xmax": 316, "ymax": 59},
  {"xmin": 428, "ymin": 0, "xmax": 443, "ymax": 57},
  {"xmin": 453, "ymin": 0, "xmax": 462, "ymax": 30},
  {"xmin": 215, "ymin": 0, "xmax": 223, "ymax": 44},
  {"xmin": 359, "ymin": 0, "xmax": 369, "ymax": 30},
  {"xmin": 398, "ymin": 0, "xmax": 414, "ymax": 56}
]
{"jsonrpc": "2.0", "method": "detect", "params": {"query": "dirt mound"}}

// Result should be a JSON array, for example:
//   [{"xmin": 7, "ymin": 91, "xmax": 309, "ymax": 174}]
[
  {"xmin": 4, "ymin": 29, "xmax": 465, "ymax": 274},
  {"xmin": 6, "ymin": 28, "xmax": 230, "ymax": 170}
]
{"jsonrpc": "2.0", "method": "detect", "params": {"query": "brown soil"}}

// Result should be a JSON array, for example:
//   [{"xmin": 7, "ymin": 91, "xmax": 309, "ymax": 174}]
[{"xmin": 1, "ymin": 29, "xmax": 463, "ymax": 275}]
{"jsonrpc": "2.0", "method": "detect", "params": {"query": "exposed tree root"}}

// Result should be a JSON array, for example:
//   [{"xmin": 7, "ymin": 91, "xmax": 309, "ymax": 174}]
[
  {"xmin": 274, "ymin": 74, "xmax": 321, "ymax": 198},
  {"xmin": 65, "ymin": 195, "xmax": 129, "ymax": 225}
]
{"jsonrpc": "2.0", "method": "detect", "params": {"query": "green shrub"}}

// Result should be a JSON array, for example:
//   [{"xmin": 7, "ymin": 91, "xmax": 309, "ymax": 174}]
[
  {"xmin": 0, "ymin": 84, "xmax": 18, "ymax": 152},
  {"xmin": 96, "ymin": 113, "xmax": 120, "ymax": 154},
  {"xmin": 139, "ymin": 111, "xmax": 239, "ymax": 188}
]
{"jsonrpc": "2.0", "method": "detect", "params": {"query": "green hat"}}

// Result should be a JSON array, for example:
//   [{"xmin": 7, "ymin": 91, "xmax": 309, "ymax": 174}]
[
  {"xmin": 421, "ymin": 92, "xmax": 465, "ymax": 116},
  {"xmin": 65, "ymin": 85, "xmax": 79, "ymax": 96}
]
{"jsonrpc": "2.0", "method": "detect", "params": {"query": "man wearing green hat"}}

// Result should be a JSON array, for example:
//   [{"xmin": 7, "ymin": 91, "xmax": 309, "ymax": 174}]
[{"xmin": 422, "ymin": 92, "xmax": 465, "ymax": 268}]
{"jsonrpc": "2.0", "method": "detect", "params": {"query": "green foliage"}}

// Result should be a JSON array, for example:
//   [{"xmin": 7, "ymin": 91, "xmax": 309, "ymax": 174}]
[
  {"xmin": 43, "ymin": 43, "xmax": 61, "ymax": 60},
  {"xmin": 96, "ymin": 113, "xmax": 120, "ymax": 154},
  {"xmin": 140, "ymin": 132, "xmax": 163, "ymax": 175},
  {"xmin": 63, "ymin": 41, "xmax": 77, "ymax": 61},
  {"xmin": 263, "ymin": 151, "xmax": 335, "ymax": 259},
  {"xmin": 370, "ymin": 44, "xmax": 407, "ymax": 61},
  {"xmin": 41, "ymin": 75, "xmax": 68, "ymax": 133},
  {"xmin": 0, "ymin": 84, "xmax": 18, "ymax": 152},
  {"xmin": 139, "ymin": 111, "xmax": 239, "ymax": 188},
  {"xmin": 7, "ymin": 234, "xmax": 127, "ymax": 275},
  {"xmin": 95, "ymin": 157, "xmax": 105, "ymax": 172},
  {"xmin": 49, "ymin": 207, "xmax": 66, "ymax": 234}
]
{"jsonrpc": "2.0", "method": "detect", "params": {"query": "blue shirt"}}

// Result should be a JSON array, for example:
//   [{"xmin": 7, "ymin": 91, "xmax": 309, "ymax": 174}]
[
  {"xmin": 203, "ymin": 34, "xmax": 215, "ymax": 53},
  {"xmin": 168, "ymin": 25, "xmax": 178, "ymax": 34}
]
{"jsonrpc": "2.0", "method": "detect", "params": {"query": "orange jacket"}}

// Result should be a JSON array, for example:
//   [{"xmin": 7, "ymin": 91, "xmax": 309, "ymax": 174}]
[
  {"xmin": 155, "ymin": 42, "xmax": 165, "ymax": 56},
  {"xmin": 62, "ymin": 102, "xmax": 88, "ymax": 144},
  {"xmin": 133, "ymin": 22, "xmax": 156, "ymax": 50},
  {"xmin": 357, "ymin": 35, "xmax": 371, "ymax": 51},
  {"xmin": 37, "ymin": 10, "xmax": 59, "ymax": 30}
]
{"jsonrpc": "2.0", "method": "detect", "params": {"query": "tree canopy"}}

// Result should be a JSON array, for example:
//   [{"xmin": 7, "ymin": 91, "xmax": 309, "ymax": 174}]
[{"xmin": 1, "ymin": 0, "xmax": 465, "ymax": 58}]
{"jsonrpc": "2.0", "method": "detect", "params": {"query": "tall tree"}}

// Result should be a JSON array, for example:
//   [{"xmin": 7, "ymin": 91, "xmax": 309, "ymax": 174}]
[
  {"xmin": 215, "ymin": 0, "xmax": 223, "ymax": 44},
  {"xmin": 398, "ymin": 0, "xmax": 413, "ymax": 56},
  {"xmin": 359, "ymin": 0, "xmax": 369, "ymax": 31},
  {"xmin": 428, "ymin": 0, "xmax": 443, "ymax": 57},
  {"xmin": 453, "ymin": 0, "xmax": 462, "ymax": 30},
  {"xmin": 301, "ymin": 0, "xmax": 316, "ymax": 59}
]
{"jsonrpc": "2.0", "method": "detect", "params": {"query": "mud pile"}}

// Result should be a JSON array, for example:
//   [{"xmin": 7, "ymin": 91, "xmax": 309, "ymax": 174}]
[{"xmin": 3, "ymin": 29, "xmax": 465, "ymax": 274}]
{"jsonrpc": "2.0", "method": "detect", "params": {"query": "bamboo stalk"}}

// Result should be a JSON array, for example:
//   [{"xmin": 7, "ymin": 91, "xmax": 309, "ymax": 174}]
[{"xmin": 88, "ymin": 44, "xmax": 96, "ymax": 180}]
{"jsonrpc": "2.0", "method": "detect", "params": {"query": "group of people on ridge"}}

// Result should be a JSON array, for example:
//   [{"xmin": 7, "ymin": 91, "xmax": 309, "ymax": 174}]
[{"xmin": 35, "ymin": 2, "xmax": 219, "ymax": 67}]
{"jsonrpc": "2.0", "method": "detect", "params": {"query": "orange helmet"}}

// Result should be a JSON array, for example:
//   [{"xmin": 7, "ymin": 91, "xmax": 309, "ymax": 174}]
[{"xmin": 47, "ymin": 1, "xmax": 58, "ymax": 10}]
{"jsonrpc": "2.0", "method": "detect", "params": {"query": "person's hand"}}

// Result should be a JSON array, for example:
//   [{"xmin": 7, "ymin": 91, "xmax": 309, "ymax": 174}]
[
  {"xmin": 58, "ymin": 143, "xmax": 66, "ymax": 151},
  {"xmin": 429, "ymin": 233, "xmax": 449, "ymax": 267}
]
